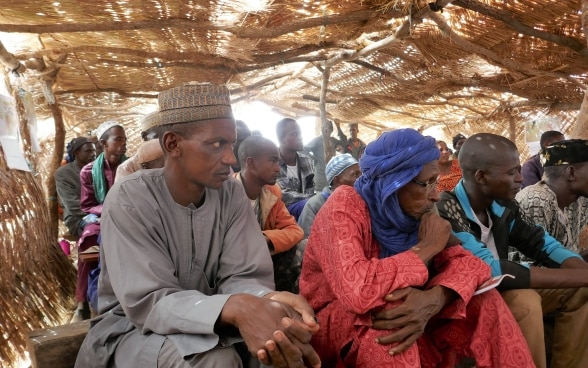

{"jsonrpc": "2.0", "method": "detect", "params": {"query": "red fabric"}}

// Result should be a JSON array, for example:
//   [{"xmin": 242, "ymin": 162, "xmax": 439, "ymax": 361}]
[
  {"xmin": 436, "ymin": 160, "xmax": 462, "ymax": 192},
  {"xmin": 299, "ymin": 186, "xmax": 534, "ymax": 368}
]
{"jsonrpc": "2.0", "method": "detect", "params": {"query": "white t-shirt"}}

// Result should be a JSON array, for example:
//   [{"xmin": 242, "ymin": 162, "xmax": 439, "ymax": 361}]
[{"xmin": 472, "ymin": 208, "xmax": 499, "ymax": 259}]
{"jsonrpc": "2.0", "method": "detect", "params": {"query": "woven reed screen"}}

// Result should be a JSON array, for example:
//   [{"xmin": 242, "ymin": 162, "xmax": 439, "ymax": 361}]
[{"xmin": 0, "ymin": 150, "xmax": 76, "ymax": 366}]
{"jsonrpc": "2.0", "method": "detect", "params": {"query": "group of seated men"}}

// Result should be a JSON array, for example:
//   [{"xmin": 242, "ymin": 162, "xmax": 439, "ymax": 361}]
[
  {"xmin": 55, "ymin": 115, "xmax": 165, "ymax": 319},
  {"xmin": 64, "ymin": 82, "xmax": 588, "ymax": 368}
]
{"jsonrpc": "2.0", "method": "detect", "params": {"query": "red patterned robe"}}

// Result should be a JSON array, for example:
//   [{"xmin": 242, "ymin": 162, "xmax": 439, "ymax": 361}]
[
  {"xmin": 299, "ymin": 186, "xmax": 534, "ymax": 368},
  {"xmin": 436, "ymin": 159, "xmax": 462, "ymax": 192}
]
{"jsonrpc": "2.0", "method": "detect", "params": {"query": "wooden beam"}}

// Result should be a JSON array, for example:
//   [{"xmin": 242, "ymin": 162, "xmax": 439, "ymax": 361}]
[
  {"xmin": 46, "ymin": 80, "xmax": 64, "ymax": 243},
  {"xmin": 323, "ymin": 1, "xmax": 454, "ymax": 68},
  {"xmin": 320, "ymin": 67, "xmax": 334, "ymax": 164},
  {"xmin": 27, "ymin": 321, "xmax": 90, "ymax": 368},
  {"xmin": 0, "ymin": 10, "xmax": 393, "ymax": 39},
  {"xmin": 572, "ymin": 0, "xmax": 588, "ymax": 139},
  {"xmin": 428, "ymin": 12, "xmax": 585, "ymax": 88},
  {"xmin": 0, "ymin": 40, "xmax": 25, "ymax": 73},
  {"xmin": 453, "ymin": 0, "xmax": 588, "ymax": 59},
  {"xmin": 55, "ymin": 88, "xmax": 157, "ymax": 98}
]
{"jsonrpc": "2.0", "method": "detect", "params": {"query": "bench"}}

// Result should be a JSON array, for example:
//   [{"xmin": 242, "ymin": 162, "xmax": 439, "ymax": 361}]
[{"xmin": 26, "ymin": 320, "xmax": 89, "ymax": 368}]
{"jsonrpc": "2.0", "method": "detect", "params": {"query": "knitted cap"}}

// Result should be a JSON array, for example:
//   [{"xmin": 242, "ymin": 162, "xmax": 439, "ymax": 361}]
[
  {"xmin": 452, "ymin": 133, "xmax": 467, "ymax": 149},
  {"xmin": 154, "ymin": 83, "xmax": 234, "ymax": 126},
  {"xmin": 326, "ymin": 153, "xmax": 358, "ymax": 185},
  {"xmin": 94, "ymin": 120, "xmax": 121, "ymax": 140},
  {"xmin": 540, "ymin": 139, "xmax": 588, "ymax": 167},
  {"xmin": 70, "ymin": 137, "xmax": 91, "ymax": 154}
]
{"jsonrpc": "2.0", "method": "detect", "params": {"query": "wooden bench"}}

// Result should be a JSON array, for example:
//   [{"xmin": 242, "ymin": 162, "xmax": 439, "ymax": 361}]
[{"xmin": 27, "ymin": 320, "xmax": 90, "ymax": 368}]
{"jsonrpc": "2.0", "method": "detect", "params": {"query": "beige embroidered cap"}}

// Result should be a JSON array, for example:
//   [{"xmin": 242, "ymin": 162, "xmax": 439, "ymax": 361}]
[
  {"xmin": 138, "ymin": 111, "xmax": 160, "ymax": 133},
  {"xmin": 154, "ymin": 83, "xmax": 234, "ymax": 126}
]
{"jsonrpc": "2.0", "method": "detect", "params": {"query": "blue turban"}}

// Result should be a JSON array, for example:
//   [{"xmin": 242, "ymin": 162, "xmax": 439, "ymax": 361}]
[{"xmin": 354, "ymin": 129, "xmax": 440, "ymax": 258}]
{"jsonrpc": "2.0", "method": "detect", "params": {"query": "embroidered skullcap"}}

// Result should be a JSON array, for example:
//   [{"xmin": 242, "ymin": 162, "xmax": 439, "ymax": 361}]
[
  {"xmin": 325, "ymin": 154, "xmax": 358, "ymax": 185},
  {"xmin": 154, "ymin": 83, "xmax": 233, "ymax": 126},
  {"xmin": 452, "ymin": 133, "xmax": 467, "ymax": 150},
  {"xmin": 94, "ymin": 120, "xmax": 121, "ymax": 140},
  {"xmin": 137, "ymin": 140, "xmax": 163, "ymax": 165},
  {"xmin": 139, "ymin": 111, "xmax": 160, "ymax": 133},
  {"xmin": 540, "ymin": 139, "xmax": 588, "ymax": 167}
]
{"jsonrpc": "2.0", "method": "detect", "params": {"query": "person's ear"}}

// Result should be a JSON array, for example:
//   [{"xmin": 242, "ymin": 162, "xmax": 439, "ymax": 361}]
[
  {"xmin": 245, "ymin": 156, "xmax": 255, "ymax": 169},
  {"xmin": 566, "ymin": 166, "xmax": 576, "ymax": 181},
  {"xmin": 162, "ymin": 132, "xmax": 181, "ymax": 157},
  {"xmin": 474, "ymin": 169, "xmax": 486, "ymax": 184}
]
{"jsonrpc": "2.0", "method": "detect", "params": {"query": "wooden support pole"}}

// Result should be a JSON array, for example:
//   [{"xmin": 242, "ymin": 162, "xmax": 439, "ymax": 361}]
[
  {"xmin": 45, "ymin": 79, "xmax": 65, "ymax": 242},
  {"xmin": 319, "ymin": 67, "xmax": 333, "ymax": 165},
  {"xmin": 0, "ymin": 40, "xmax": 25, "ymax": 73},
  {"xmin": 509, "ymin": 112, "xmax": 517, "ymax": 144},
  {"xmin": 573, "ymin": 0, "xmax": 588, "ymax": 139}
]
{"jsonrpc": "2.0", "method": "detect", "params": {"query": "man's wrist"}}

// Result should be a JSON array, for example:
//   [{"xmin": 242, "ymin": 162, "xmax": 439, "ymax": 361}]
[{"xmin": 428, "ymin": 285, "xmax": 455, "ymax": 312}]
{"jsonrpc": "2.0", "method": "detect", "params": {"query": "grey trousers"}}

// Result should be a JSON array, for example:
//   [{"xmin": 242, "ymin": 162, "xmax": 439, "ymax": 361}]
[{"xmin": 157, "ymin": 339, "xmax": 243, "ymax": 368}]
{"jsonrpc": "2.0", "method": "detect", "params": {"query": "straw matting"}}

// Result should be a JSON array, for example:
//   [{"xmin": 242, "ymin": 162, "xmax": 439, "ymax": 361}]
[{"xmin": 0, "ymin": 0, "xmax": 587, "ymax": 365}]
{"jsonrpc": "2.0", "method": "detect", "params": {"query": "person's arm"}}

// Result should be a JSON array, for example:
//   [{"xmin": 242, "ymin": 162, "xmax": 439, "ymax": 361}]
[
  {"xmin": 79, "ymin": 164, "xmax": 103, "ymax": 216},
  {"xmin": 310, "ymin": 188, "xmax": 431, "ymax": 315},
  {"xmin": 436, "ymin": 195, "xmax": 533, "ymax": 289},
  {"xmin": 262, "ymin": 187, "xmax": 304, "ymax": 254},
  {"xmin": 515, "ymin": 187, "xmax": 557, "ymax": 240},
  {"xmin": 510, "ymin": 201, "xmax": 581, "ymax": 267},
  {"xmin": 276, "ymin": 166, "xmax": 313, "ymax": 206},
  {"xmin": 278, "ymin": 184, "xmax": 312, "ymax": 206},
  {"xmin": 298, "ymin": 196, "xmax": 321, "ymax": 238},
  {"xmin": 370, "ymin": 217, "xmax": 493, "ymax": 355},
  {"xmin": 55, "ymin": 168, "xmax": 86, "ymax": 233},
  {"xmin": 114, "ymin": 156, "xmax": 139, "ymax": 183},
  {"xmin": 101, "ymin": 181, "xmax": 272, "ymax": 344}
]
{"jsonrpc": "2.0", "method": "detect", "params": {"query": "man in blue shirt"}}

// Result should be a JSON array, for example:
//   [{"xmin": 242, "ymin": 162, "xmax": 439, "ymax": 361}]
[{"xmin": 437, "ymin": 133, "xmax": 588, "ymax": 368}]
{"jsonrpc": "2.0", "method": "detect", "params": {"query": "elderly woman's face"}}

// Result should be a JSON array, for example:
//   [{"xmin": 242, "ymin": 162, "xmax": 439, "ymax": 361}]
[{"xmin": 397, "ymin": 161, "xmax": 440, "ymax": 219}]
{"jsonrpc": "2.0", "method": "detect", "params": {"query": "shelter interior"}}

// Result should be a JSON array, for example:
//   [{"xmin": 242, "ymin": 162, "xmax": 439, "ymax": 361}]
[{"xmin": 1, "ymin": 0, "xmax": 587, "ymax": 366}]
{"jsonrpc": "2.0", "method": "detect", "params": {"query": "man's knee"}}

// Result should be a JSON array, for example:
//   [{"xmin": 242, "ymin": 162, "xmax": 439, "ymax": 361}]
[
  {"xmin": 560, "ymin": 286, "xmax": 588, "ymax": 311},
  {"xmin": 159, "ymin": 339, "xmax": 242, "ymax": 368},
  {"xmin": 501, "ymin": 289, "xmax": 543, "ymax": 321},
  {"xmin": 186, "ymin": 346, "xmax": 243, "ymax": 367}
]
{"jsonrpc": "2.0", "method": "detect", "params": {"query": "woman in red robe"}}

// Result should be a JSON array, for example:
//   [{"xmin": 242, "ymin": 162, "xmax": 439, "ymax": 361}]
[{"xmin": 299, "ymin": 129, "xmax": 534, "ymax": 368}]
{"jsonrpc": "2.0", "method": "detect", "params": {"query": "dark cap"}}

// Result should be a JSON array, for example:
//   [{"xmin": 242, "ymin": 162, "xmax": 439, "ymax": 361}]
[
  {"xmin": 540, "ymin": 139, "xmax": 588, "ymax": 167},
  {"xmin": 70, "ymin": 137, "xmax": 91, "ymax": 154},
  {"xmin": 452, "ymin": 133, "xmax": 467, "ymax": 149}
]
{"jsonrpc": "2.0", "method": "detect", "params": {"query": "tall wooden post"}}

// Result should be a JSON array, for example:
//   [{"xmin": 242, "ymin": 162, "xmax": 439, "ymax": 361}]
[
  {"xmin": 319, "ymin": 67, "xmax": 333, "ymax": 164},
  {"xmin": 573, "ymin": 0, "xmax": 588, "ymax": 138},
  {"xmin": 45, "ymin": 78, "xmax": 65, "ymax": 242},
  {"xmin": 509, "ymin": 110, "xmax": 517, "ymax": 143}
]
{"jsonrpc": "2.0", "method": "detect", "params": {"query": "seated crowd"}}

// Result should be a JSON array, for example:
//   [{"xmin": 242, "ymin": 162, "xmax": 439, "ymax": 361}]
[{"xmin": 53, "ymin": 82, "xmax": 588, "ymax": 368}]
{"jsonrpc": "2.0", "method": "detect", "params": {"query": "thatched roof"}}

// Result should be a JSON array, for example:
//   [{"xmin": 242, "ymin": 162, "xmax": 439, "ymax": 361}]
[
  {"xmin": 1, "ymin": 0, "xmax": 587, "ymax": 366},
  {"xmin": 0, "ymin": 0, "xmax": 586, "ymax": 139}
]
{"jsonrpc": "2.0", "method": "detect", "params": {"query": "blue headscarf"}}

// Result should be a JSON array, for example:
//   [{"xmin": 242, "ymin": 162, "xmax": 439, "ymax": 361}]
[{"xmin": 354, "ymin": 129, "xmax": 440, "ymax": 258}]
